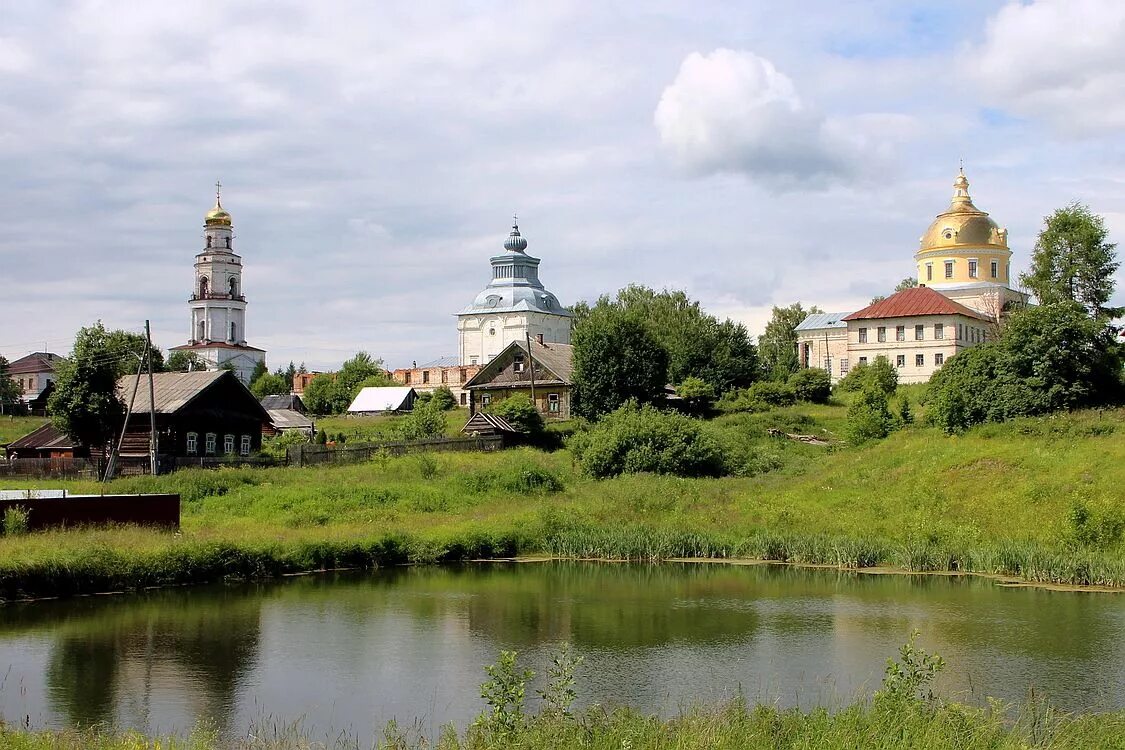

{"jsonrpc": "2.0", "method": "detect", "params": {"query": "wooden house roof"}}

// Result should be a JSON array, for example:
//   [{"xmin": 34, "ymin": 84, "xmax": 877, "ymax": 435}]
[
  {"xmin": 115, "ymin": 370, "xmax": 270, "ymax": 421},
  {"xmin": 465, "ymin": 340, "xmax": 574, "ymax": 390}
]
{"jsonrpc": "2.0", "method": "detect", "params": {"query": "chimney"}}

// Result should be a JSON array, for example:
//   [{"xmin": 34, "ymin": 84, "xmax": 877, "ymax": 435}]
[{"xmin": 535, "ymin": 333, "xmax": 544, "ymax": 345}]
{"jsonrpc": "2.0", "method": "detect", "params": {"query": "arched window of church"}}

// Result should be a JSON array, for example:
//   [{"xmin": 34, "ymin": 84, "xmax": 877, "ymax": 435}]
[
  {"xmin": 206, "ymin": 236, "xmax": 212, "ymax": 248},
  {"xmin": 225, "ymin": 236, "xmax": 231, "ymax": 249},
  {"xmin": 197, "ymin": 320, "xmax": 206, "ymax": 341},
  {"xmin": 230, "ymin": 322, "xmax": 237, "ymax": 341},
  {"xmin": 199, "ymin": 277, "xmax": 209, "ymax": 297},
  {"xmin": 229, "ymin": 277, "xmax": 238, "ymax": 297}
]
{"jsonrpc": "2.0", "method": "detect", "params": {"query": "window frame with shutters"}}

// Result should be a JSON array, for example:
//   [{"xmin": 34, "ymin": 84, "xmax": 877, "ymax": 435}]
[
  {"xmin": 205, "ymin": 433, "xmax": 217, "ymax": 455},
  {"xmin": 223, "ymin": 434, "xmax": 235, "ymax": 455},
  {"xmin": 548, "ymin": 393, "xmax": 560, "ymax": 413},
  {"xmin": 186, "ymin": 432, "xmax": 198, "ymax": 455},
  {"xmin": 240, "ymin": 435, "xmax": 251, "ymax": 456}
]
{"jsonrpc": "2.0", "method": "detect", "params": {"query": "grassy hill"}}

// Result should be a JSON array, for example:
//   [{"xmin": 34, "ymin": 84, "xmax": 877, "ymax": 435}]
[{"xmin": 1, "ymin": 400, "xmax": 1123, "ymax": 599}]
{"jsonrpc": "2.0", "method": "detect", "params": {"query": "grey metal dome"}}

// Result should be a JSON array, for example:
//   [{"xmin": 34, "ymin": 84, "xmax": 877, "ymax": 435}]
[{"xmin": 504, "ymin": 218, "xmax": 528, "ymax": 253}]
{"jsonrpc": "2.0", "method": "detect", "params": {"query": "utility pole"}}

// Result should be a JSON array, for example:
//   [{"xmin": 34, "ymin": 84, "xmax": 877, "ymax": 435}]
[
  {"xmin": 106, "ymin": 339, "xmax": 147, "ymax": 482},
  {"xmin": 145, "ymin": 320, "xmax": 158, "ymax": 476},
  {"xmin": 525, "ymin": 332, "xmax": 537, "ymax": 407}
]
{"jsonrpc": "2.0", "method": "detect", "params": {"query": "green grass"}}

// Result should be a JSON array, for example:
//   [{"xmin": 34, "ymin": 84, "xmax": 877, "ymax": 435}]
[
  {"xmin": 2, "ymin": 696, "xmax": 1124, "ymax": 749},
  {"xmin": 0, "ymin": 415, "xmax": 48, "ymax": 449},
  {"xmin": 314, "ymin": 408, "xmax": 471, "ymax": 442},
  {"xmin": 1, "ymin": 406, "xmax": 1124, "ymax": 598}
]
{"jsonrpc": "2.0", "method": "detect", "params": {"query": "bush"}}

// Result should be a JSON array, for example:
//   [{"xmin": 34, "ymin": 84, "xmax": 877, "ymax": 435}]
[
  {"xmin": 428, "ymin": 386, "xmax": 457, "ymax": 411},
  {"xmin": 567, "ymin": 402, "xmax": 726, "ymax": 479},
  {"xmin": 2, "ymin": 505, "xmax": 29, "ymax": 536},
  {"xmin": 397, "ymin": 401, "xmax": 447, "ymax": 441},
  {"xmin": 836, "ymin": 355, "xmax": 897, "ymax": 396},
  {"xmin": 787, "ymin": 368, "xmax": 831, "ymax": 403},
  {"xmin": 746, "ymin": 381, "xmax": 796, "ymax": 407},
  {"xmin": 488, "ymin": 395, "xmax": 545, "ymax": 435},
  {"xmin": 845, "ymin": 386, "xmax": 894, "ymax": 444}
]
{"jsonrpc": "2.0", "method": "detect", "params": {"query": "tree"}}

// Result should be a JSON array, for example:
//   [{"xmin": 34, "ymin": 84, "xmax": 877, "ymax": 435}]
[
  {"xmin": 675, "ymin": 376, "xmax": 716, "ymax": 414},
  {"xmin": 927, "ymin": 302, "xmax": 1124, "ymax": 432},
  {"xmin": 577, "ymin": 285, "xmax": 759, "ymax": 393},
  {"xmin": 250, "ymin": 372, "xmax": 290, "ymax": 399},
  {"xmin": 331, "ymin": 352, "xmax": 393, "ymax": 413},
  {"xmin": 895, "ymin": 277, "xmax": 919, "ymax": 292},
  {"xmin": 397, "ymin": 400, "xmax": 446, "ymax": 440},
  {"xmin": 248, "ymin": 359, "xmax": 268, "ymax": 386},
  {"xmin": 488, "ymin": 394, "xmax": 544, "ymax": 434},
  {"xmin": 0, "ymin": 356, "xmax": 22, "ymax": 414},
  {"xmin": 1021, "ymin": 203, "xmax": 1123, "ymax": 319},
  {"xmin": 836, "ymin": 355, "xmax": 897, "ymax": 396},
  {"xmin": 104, "ymin": 329, "xmax": 165, "ymax": 377},
  {"xmin": 572, "ymin": 307, "xmax": 669, "ymax": 419},
  {"xmin": 302, "ymin": 374, "xmax": 337, "ymax": 415},
  {"xmin": 845, "ymin": 386, "xmax": 894, "ymax": 445},
  {"xmin": 285, "ymin": 361, "xmax": 298, "ymax": 383},
  {"xmin": 428, "ymin": 385, "xmax": 457, "ymax": 411},
  {"xmin": 48, "ymin": 323, "xmax": 126, "ymax": 455},
  {"xmin": 167, "ymin": 350, "xmax": 207, "ymax": 372},
  {"xmin": 759, "ymin": 303, "xmax": 823, "ymax": 381}
]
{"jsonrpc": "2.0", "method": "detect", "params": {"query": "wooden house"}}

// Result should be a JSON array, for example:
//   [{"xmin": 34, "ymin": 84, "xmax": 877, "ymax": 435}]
[
  {"xmin": 464, "ymin": 340, "xmax": 573, "ymax": 420},
  {"xmin": 115, "ymin": 370, "xmax": 270, "ymax": 458},
  {"xmin": 3, "ymin": 423, "xmax": 88, "ymax": 460}
]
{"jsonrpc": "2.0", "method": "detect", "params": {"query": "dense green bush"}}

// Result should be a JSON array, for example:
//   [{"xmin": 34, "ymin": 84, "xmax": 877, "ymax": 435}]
[
  {"xmin": 567, "ymin": 403, "xmax": 726, "ymax": 479},
  {"xmin": 717, "ymin": 381, "xmax": 797, "ymax": 413},
  {"xmin": 787, "ymin": 368, "xmax": 831, "ymax": 403},
  {"xmin": 928, "ymin": 302, "xmax": 1124, "ymax": 432},
  {"xmin": 836, "ymin": 355, "xmax": 897, "ymax": 395},
  {"xmin": 397, "ymin": 401, "xmax": 446, "ymax": 441},
  {"xmin": 488, "ymin": 395, "xmax": 545, "ymax": 435},
  {"xmin": 845, "ymin": 387, "xmax": 894, "ymax": 444}
]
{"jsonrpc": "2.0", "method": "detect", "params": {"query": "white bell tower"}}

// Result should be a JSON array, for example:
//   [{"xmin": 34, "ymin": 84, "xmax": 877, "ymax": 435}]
[{"xmin": 170, "ymin": 182, "xmax": 265, "ymax": 383}]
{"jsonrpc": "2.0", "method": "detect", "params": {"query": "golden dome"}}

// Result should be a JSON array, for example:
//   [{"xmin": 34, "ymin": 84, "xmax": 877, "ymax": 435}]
[
  {"xmin": 204, "ymin": 201, "xmax": 231, "ymax": 226},
  {"xmin": 918, "ymin": 169, "xmax": 1007, "ymax": 253}
]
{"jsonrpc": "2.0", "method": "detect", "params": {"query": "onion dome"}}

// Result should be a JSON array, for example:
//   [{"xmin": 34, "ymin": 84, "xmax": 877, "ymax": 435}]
[
  {"xmin": 205, "ymin": 181, "xmax": 232, "ymax": 227},
  {"xmin": 919, "ymin": 168, "xmax": 1007, "ymax": 251},
  {"xmin": 504, "ymin": 216, "xmax": 528, "ymax": 253}
]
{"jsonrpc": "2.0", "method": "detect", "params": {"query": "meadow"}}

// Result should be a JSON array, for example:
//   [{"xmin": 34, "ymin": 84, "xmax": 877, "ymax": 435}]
[{"xmin": 1, "ymin": 400, "xmax": 1123, "ymax": 599}]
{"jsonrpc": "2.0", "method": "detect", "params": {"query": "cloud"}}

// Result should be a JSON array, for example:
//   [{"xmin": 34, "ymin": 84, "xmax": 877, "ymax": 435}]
[
  {"xmin": 972, "ymin": 0, "xmax": 1125, "ymax": 134},
  {"xmin": 654, "ymin": 49, "xmax": 865, "ymax": 187}
]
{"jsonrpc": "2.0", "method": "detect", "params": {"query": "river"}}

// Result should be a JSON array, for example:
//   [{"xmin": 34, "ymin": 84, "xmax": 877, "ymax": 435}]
[{"xmin": 0, "ymin": 562, "xmax": 1122, "ymax": 739}]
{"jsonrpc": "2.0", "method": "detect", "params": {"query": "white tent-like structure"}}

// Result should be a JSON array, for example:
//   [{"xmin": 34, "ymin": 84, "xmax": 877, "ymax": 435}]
[{"xmin": 346, "ymin": 386, "xmax": 417, "ymax": 415}]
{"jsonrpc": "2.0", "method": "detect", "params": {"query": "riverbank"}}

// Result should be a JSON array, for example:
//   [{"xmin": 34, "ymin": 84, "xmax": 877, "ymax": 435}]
[
  {"xmin": 1, "ymin": 406, "xmax": 1123, "ymax": 599},
  {"xmin": 3, "ymin": 696, "xmax": 1125, "ymax": 749}
]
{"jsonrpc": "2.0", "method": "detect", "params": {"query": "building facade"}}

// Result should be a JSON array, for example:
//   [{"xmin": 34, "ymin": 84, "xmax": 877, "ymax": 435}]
[
  {"xmin": 464, "ymin": 339, "xmax": 574, "ymax": 421},
  {"xmin": 796, "ymin": 169, "xmax": 1024, "ymax": 383},
  {"xmin": 391, "ymin": 357, "xmax": 481, "ymax": 407},
  {"xmin": 457, "ymin": 219, "xmax": 572, "ymax": 367},
  {"xmin": 6, "ymin": 352, "xmax": 63, "ymax": 407},
  {"xmin": 169, "ymin": 186, "xmax": 266, "ymax": 384}
]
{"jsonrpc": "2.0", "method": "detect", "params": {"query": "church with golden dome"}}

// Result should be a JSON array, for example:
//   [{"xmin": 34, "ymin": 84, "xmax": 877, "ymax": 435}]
[
  {"xmin": 169, "ymin": 184, "xmax": 266, "ymax": 384},
  {"xmin": 794, "ymin": 169, "xmax": 1028, "ymax": 384}
]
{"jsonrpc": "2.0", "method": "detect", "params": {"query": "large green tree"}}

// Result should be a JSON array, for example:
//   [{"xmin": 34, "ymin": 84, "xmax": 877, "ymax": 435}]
[
  {"xmin": 575, "ymin": 285, "xmax": 758, "ymax": 393},
  {"xmin": 759, "ymin": 303, "xmax": 823, "ymax": 381},
  {"xmin": 48, "ymin": 323, "xmax": 127, "ymax": 454},
  {"xmin": 1021, "ymin": 203, "xmax": 1123, "ymax": 319},
  {"xmin": 928, "ymin": 302, "xmax": 1124, "ymax": 431},
  {"xmin": 302, "ymin": 373, "xmax": 337, "ymax": 415},
  {"xmin": 0, "ymin": 356, "xmax": 22, "ymax": 413},
  {"xmin": 572, "ymin": 307, "xmax": 669, "ymax": 419},
  {"xmin": 250, "ymin": 371, "xmax": 290, "ymax": 400},
  {"xmin": 104, "ymin": 329, "xmax": 165, "ymax": 376},
  {"xmin": 301, "ymin": 353, "xmax": 395, "ymax": 414}
]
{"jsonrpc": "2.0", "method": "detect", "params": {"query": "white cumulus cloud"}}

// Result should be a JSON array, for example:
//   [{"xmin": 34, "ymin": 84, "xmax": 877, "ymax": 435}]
[
  {"xmin": 654, "ymin": 49, "xmax": 858, "ymax": 187},
  {"xmin": 973, "ymin": 0, "xmax": 1125, "ymax": 133}
]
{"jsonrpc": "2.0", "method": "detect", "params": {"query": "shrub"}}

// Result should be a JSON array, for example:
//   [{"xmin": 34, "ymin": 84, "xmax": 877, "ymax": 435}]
[
  {"xmin": 397, "ymin": 401, "xmax": 446, "ymax": 441},
  {"xmin": 428, "ymin": 386, "xmax": 457, "ymax": 411},
  {"xmin": 836, "ymin": 355, "xmax": 897, "ymax": 395},
  {"xmin": 787, "ymin": 368, "xmax": 831, "ymax": 403},
  {"xmin": 845, "ymin": 386, "xmax": 894, "ymax": 444},
  {"xmin": 675, "ymin": 376, "xmax": 716, "ymax": 413},
  {"xmin": 567, "ymin": 402, "xmax": 726, "ymax": 479},
  {"xmin": 898, "ymin": 397, "xmax": 914, "ymax": 426},
  {"xmin": 745, "ymin": 380, "xmax": 796, "ymax": 407},
  {"xmin": 2, "ymin": 505, "xmax": 30, "ymax": 536},
  {"xmin": 488, "ymin": 395, "xmax": 544, "ymax": 435},
  {"xmin": 315, "ymin": 429, "xmax": 327, "ymax": 445}
]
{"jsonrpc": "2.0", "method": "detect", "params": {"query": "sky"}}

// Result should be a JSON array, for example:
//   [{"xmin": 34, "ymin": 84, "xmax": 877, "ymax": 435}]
[{"xmin": 2, "ymin": 0, "xmax": 1125, "ymax": 370}]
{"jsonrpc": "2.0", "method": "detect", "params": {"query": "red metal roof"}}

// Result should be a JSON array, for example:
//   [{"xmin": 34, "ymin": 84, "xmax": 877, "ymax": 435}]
[
  {"xmin": 843, "ymin": 286, "xmax": 987, "ymax": 322},
  {"xmin": 7, "ymin": 352, "xmax": 63, "ymax": 375}
]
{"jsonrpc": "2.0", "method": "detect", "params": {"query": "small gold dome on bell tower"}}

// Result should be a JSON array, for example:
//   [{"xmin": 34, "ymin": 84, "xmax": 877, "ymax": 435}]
[{"xmin": 204, "ymin": 180, "xmax": 232, "ymax": 227}]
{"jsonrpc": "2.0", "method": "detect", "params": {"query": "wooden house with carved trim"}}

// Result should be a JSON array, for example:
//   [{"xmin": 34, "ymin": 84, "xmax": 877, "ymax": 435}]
[{"xmin": 464, "ymin": 339, "xmax": 573, "ymax": 420}]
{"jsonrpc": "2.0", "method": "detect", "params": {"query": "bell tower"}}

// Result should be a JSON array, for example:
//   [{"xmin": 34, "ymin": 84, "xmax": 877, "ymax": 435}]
[{"xmin": 170, "ymin": 183, "xmax": 265, "ymax": 384}]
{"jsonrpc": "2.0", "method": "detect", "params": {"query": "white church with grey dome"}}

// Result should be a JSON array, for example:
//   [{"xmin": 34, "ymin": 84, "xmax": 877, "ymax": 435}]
[{"xmin": 457, "ymin": 219, "xmax": 572, "ymax": 366}]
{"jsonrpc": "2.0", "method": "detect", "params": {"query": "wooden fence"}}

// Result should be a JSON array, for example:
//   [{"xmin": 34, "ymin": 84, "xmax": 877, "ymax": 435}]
[
  {"xmin": 288, "ymin": 435, "xmax": 505, "ymax": 467},
  {"xmin": 0, "ymin": 457, "xmax": 100, "ymax": 480},
  {"xmin": 0, "ymin": 493, "xmax": 180, "ymax": 530}
]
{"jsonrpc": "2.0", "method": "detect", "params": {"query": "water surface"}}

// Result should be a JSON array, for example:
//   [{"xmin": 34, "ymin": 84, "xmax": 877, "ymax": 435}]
[{"xmin": 0, "ymin": 562, "xmax": 1122, "ymax": 739}]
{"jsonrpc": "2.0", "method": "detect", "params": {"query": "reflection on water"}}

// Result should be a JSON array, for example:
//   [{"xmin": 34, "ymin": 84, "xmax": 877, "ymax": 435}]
[{"xmin": 0, "ymin": 562, "xmax": 1123, "ymax": 739}]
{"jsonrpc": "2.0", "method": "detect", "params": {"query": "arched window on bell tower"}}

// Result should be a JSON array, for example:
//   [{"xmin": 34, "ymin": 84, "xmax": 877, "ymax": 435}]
[
  {"xmin": 199, "ymin": 277, "xmax": 209, "ymax": 297},
  {"xmin": 228, "ymin": 277, "xmax": 238, "ymax": 297},
  {"xmin": 206, "ymin": 236, "xmax": 212, "ymax": 248},
  {"xmin": 197, "ymin": 320, "xmax": 206, "ymax": 341},
  {"xmin": 230, "ymin": 322, "xmax": 237, "ymax": 342}
]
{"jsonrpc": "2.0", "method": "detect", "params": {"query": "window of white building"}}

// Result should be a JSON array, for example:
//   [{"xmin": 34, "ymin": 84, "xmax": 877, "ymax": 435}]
[
  {"xmin": 858, "ymin": 327, "xmax": 868, "ymax": 343},
  {"xmin": 935, "ymin": 323, "xmax": 944, "ymax": 340},
  {"xmin": 840, "ymin": 359, "xmax": 849, "ymax": 375},
  {"xmin": 915, "ymin": 325, "xmax": 924, "ymax": 341},
  {"xmin": 896, "ymin": 325, "xmax": 905, "ymax": 341},
  {"xmin": 915, "ymin": 354, "xmax": 924, "ymax": 367},
  {"xmin": 896, "ymin": 354, "xmax": 905, "ymax": 367},
  {"xmin": 935, "ymin": 353, "xmax": 945, "ymax": 366}
]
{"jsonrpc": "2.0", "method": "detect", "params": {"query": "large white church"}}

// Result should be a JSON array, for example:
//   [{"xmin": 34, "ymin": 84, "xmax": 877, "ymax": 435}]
[
  {"xmin": 170, "ymin": 186, "xmax": 266, "ymax": 384},
  {"xmin": 456, "ymin": 218, "xmax": 572, "ymax": 366}
]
